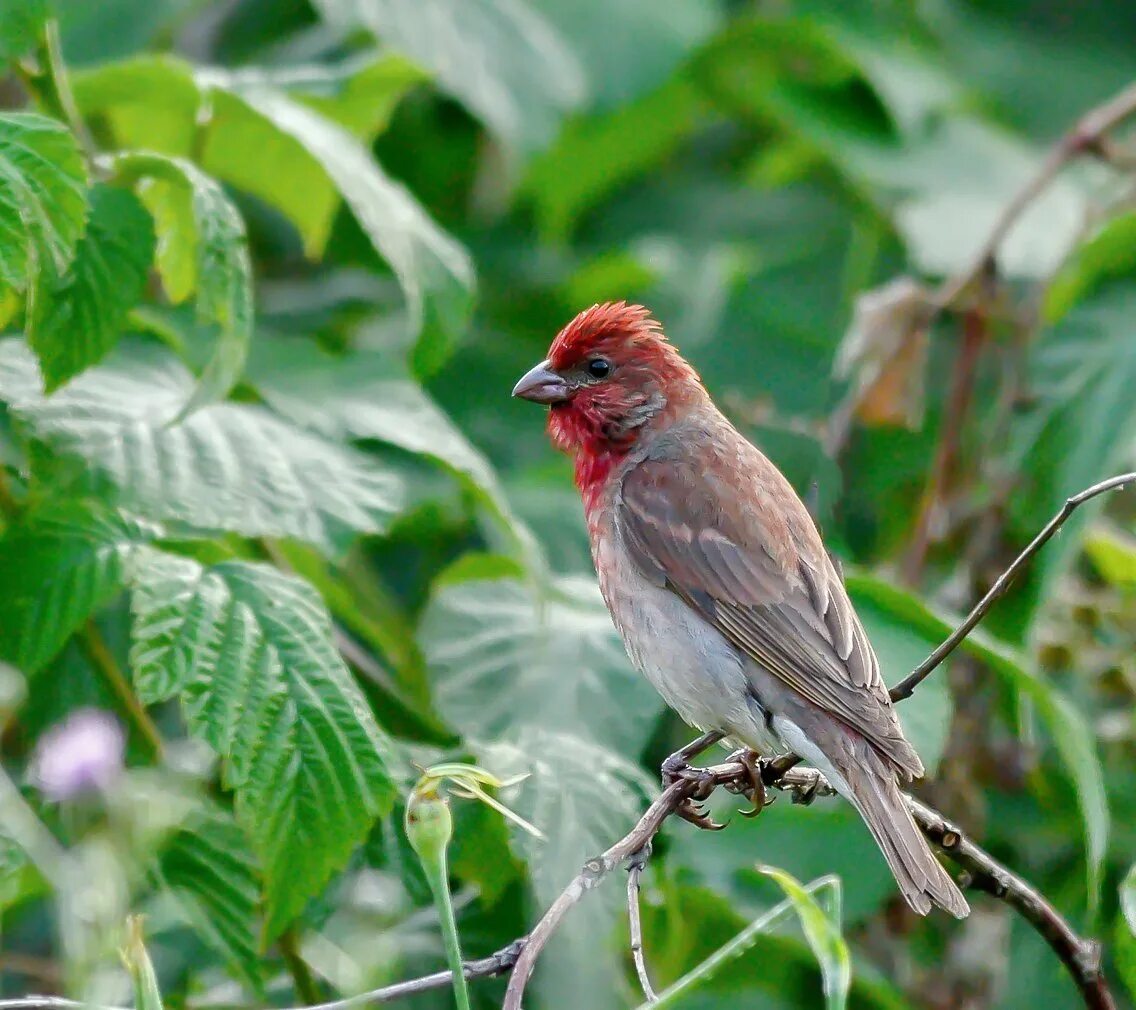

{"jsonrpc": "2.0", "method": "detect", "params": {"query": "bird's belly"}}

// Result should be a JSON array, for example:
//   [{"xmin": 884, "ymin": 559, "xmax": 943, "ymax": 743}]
[{"xmin": 597, "ymin": 550, "xmax": 781, "ymax": 753}]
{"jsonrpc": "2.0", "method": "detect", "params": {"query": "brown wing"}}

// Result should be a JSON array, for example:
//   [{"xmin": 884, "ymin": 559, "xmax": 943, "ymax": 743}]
[{"xmin": 615, "ymin": 426, "xmax": 922, "ymax": 777}]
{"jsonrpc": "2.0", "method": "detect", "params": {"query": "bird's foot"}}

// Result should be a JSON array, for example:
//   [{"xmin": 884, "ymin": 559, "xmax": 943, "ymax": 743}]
[
  {"xmin": 661, "ymin": 735, "xmax": 728, "ymax": 832},
  {"xmin": 723, "ymin": 748, "xmax": 771, "ymax": 818},
  {"xmin": 789, "ymin": 771, "xmax": 824, "ymax": 806}
]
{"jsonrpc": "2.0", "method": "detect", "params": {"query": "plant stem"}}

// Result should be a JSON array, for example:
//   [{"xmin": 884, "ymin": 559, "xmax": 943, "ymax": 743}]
[
  {"xmin": 279, "ymin": 928, "xmax": 321, "ymax": 1005},
  {"xmin": 422, "ymin": 850, "xmax": 472, "ymax": 1010},
  {"xmin": 78, "ymin": 622, "xmax": 163, "ymax": 759}
]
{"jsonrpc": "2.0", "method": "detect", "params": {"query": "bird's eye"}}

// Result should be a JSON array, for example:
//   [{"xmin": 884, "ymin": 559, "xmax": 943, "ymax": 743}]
[{"xmin": 586, "ymin": 357, "xmax": 612, "ymax": 379}]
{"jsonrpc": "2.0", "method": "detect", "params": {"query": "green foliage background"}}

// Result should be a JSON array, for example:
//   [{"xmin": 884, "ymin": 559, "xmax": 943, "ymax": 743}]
[{"xmin": 1, "ymin": 1, "xmax": 1135, "ymax": 1008}]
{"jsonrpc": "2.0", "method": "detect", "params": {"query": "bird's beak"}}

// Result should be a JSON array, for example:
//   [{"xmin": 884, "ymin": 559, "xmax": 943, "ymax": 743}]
[{"xmin": 512, "ymin": 359, "xmax": 570, "ymax": 404}]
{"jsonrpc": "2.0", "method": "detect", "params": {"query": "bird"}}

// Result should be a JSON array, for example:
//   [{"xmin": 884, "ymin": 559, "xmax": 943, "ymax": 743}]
[{"xmin": 511, "ymin": 301, "xmax": 968, "ymax": 918}]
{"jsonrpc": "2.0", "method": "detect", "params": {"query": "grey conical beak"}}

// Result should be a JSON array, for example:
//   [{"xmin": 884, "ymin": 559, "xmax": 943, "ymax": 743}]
[{"xmin": 512, "ymin": 359, "xmax": 570, "ymax": 404}]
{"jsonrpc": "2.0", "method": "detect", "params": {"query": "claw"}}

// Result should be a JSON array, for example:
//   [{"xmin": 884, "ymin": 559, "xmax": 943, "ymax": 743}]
[
  {"xmin": 726, "ymin": 748, "xmax": 769, "ymax": 818},
  {"xmin": 677, "ymin": 800, "xmax": 728, "ymax": 831},
  {"xmin": 791, "ymin": 776, "xmax": 821, "ymax": 806}
]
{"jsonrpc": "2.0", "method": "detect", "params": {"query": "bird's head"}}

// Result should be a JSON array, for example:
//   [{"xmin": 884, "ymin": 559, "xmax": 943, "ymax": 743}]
[{"xmin": 512, "ymin": 302, "xmax": 704, "ymax": 461}]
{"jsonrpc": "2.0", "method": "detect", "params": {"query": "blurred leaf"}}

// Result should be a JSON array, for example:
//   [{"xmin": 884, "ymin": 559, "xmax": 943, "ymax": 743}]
[
  {"xmin": 420, "ymin": 559, "xmax": 663, "ymax": 754},
  {"xmin": 0, "ymin": 828, "xmax": 44, "ymax": 913},
  {"xmin": 0, "ymin": 501, "xmax": 157, "ymax": 674},
  {"xmin": 114, "ymin": 152, "xmax": 253, "ymax": 411},
  {"xmin": 121, "ymin": 916, "xmax": 165, "ymax": 1010},
  {"xmin": 130, "ymin": 549, "xmax": 401, "ymax": 940},
  {"xmin": 155, "ymin": 803, "xmax": 263, "ymax": 993},
  {"xmin": 846, "ymin": 573, "xmax": 1108, "ymax": 904},
  {"xmin": 760, "ymin": 868, "xmax": 850, "ymax": 1010},
  {"xmin": 523, "ymin": 77, "xmax": 703, "ymax": 240},
  {"xmin": 28, "ymin": 185, "xmax": 155, "ymax": 391},
  {"xmin": 478, "ymin": 729, "xmax": 654, "ymax": 1010},
  {"xmin": 75, "ymin": 54, "xmax": 424, "ymax": 258},
  {"xmin": 1119, "ymin": 864, "xmax": 1136, "ymax": 1001},
  {"xmin": 1009, "ymin": 283, "xmax": 1136, "ymax": 620},
  {"xmin": 0, "ymin": 339, "xmax": 406, "ymax": 554},
  {"xmin": 0, "ymin": 112, "xmax": 88, "ymax": 301},
  {"xmin": 312, "ymin": 0, "xmax": 585, "ymax": 152},
  {"xmin": 0, "ymin": 0, "xmax": 46, "ymax": 61},
  {"xmin": 1045, "ymin": 212, "xmax": 1136, "ymax": 322},
  {"xmin": 231, "ymin": 86, "xmax": 474, "ymax": 376},
  {"xmin": 1085, "ymin": 524, "xmax": 1136, "ymax": 590}
]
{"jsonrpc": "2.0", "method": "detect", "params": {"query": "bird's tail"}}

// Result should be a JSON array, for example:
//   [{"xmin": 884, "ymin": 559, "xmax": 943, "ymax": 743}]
[{"xmin": 838, "ymin": 748, "xmax": 969, "ymax": 919}]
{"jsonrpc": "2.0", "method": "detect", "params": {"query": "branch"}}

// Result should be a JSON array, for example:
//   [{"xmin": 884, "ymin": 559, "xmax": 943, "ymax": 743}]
[
  {"xmin": 626, "ymin": 850, "xmax": 658, "ymax": 1003},
  {"xmin": 933, "ymin": 80, "xmax": 1136, "ymax": 314},
  {"xmin": 890, "ymin": 470, "xmax": 1136, "ymax": 701}
]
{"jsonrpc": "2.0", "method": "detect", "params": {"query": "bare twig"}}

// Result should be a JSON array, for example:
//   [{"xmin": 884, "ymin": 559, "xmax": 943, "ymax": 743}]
[
  {"xmin": 932, "ymin": 80, "xmax": 1136, "ymax": 315},
  {"xmin": 907, "ymin": 794, "xmax": 1116, "ymax": 1010},
  {"xmin": 626, "ymin": 851, "xmax": 658, "ymax": 1003},
  {"xmin": 890, "ymin": 471, "xmax": 1136, "ymax": 701}
]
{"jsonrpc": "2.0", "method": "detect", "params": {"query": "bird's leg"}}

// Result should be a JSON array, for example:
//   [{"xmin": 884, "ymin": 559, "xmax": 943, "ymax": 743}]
[
  {"xmin": 723, "ymin": 748, "xmax": 769, "ymax": 818},
  {"xmin": 661, "ymin": 730, "xmax": 727, "ymax": 831}
]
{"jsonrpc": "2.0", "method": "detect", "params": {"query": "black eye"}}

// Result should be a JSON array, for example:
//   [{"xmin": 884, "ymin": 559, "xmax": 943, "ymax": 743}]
[{"xmin": 586, "ymin": 357, "xmax": 612, "ymax": 379}]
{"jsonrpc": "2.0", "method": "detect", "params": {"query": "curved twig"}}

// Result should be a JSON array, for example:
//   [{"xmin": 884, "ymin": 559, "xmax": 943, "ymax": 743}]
[
  {"xmin": 890, "ymin": 471, "xmax": 1136, "ymax": 701},
  {"xmin": 626, "ymin": 853, "xmax": 658, "ymax": 1003}
]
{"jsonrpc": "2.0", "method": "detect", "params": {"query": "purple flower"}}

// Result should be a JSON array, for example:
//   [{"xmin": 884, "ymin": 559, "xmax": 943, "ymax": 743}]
[{"xmin": 31, "ymin": 709, "xmax": 125, "ymax": 801}]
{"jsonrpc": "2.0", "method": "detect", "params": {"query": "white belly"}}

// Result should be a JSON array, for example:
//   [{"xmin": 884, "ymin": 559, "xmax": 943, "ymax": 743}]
[{"xmin": 594, "ymin": 528, "xmax": 782, "ymax": 754}]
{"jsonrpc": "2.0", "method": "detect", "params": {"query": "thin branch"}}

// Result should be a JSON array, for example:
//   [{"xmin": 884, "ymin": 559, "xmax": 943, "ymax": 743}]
[
  {"xmin": 906, "ymin": 793, "xmax": 1115, "ymax": 1010},
  {"xmin": 890, "ymin": 471, "xmax": 1136, "ymax": 701},
  {"xmin": 932, "ymin": 80, "xmax": 1136, "ymax": 315},
  {"xmin": 626, "ymin": 853, "xmax": 658, "ymax": 1003}
]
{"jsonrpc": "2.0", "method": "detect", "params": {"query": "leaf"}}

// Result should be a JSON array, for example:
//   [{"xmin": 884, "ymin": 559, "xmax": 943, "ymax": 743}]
[
  {"xmin": 1085, "ymin": 524, "xmax": 1136, "ymax": 591},
  {"xmin": 129, "ymin": 549, "xmax": 401, "ymax": 939},
  {"xmin": 846, "ymin": 572, "xmax": 1109, "ymax": 904},
  {"xmin": 229, "ymin": 86, "xmax": 474, "ymax": 376},
  {"xmin": 154, "ymin": 803, "xmax": 263, "ymax": 992},
  {"xmin": 760, "ymin": 868, "xmax": 851, "ymax": 1010},
  {"xmin": 112, "ymin": 152, "xmax": 253, "ymax": 411},
  {"xmin": 419, "ymin": 559, "xmax": 663, "ymax": 754},
  {"xmin": 311, "ymin": 0, "xmax": 585, "ymax": 152},
  {"xmin": 477, "ymin": 729, "xmax": 654, "ymax": 1010},
  {"xmin": 0, "ymin": 112, "xmax": 88, "ymax": 300},
  {"xmin": 1118, "ymin": 864, "xmax": 1136, "ymax": 1002},
  {"xmin": 1045, "ymin": 212, "xmax": 1136, "ymax": 323},
  {"xmin": 0, "ymin": 339, "xmax": 406, "ymax": 554},
  {"xmin": 1008, "ymin": 283, "xmax": 1136, "ymax": 620},
  {"xmin": 0, "ymin": 501, "xmax": 157, "ymax": 674},
  {"xmin": 28, "ymin": 185, "xmax": 155, "ymax": 391},
  {"xmin": 0, "ymin": 0, "xmax": 46, "ymax": 61},
  {"xmin": 74, "ymin": 54, "xmax": 424, "ymax": 257}
]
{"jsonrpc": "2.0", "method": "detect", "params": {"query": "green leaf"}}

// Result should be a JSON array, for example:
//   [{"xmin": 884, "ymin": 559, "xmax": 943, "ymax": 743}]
[
  {"xmin": 311, "ymin": 0, "xmax": 585, "ymax": 152},
  {"xmin": 229, "ymin": 86, "xmax": 474, "ymax": 376},
  {"xmin": 419, "ymin": 560, "xmax": 663, "ymax": 754},
  {"xmin": 154, "ymin": 803, "xmax": 263, "ymax": 993},
  {"xmin": 1085, "ymin": 524, "xmax": 1136, "ymax": 591},
  {"xmin": 112, "ymin": 152, "xmax": 253, "ymax": 411},
  {"xmin": 74, "ymin": 54, "xmax": 423, "ymax": 257},
  {"xmin": 477, "ymin": 729, "xmax": 654, "ymax": 1009},
  {"xmin": 28, "ymin": 185, "xmax": 155, "ymax": 391},
  {"xmin": 846, "ymin": 572, "xmax": 1109, "ymax": 906},
  {"xmin": 1118, "ymin": 864, "xmax": 1136, "ymax": 1002},
  {"xmin": 760, "ymin": 868, "xmax": 851, "ymax": 1010},
  {"xmin": 0, "ymin": 112, "xmax": 88, "ymax": 301},
  {"xmin": 0, "ymin": 339, "xmax": 406, "ymax": 554},
  {"xmin": 1045, "ymin": 212, "xmax": 1136, "ymax": 322},
  {"xmin": 129, "ymin": 550, "xmax": 400, "ymax": 939},
  {"xmin": 0, "ymin": 501, "xmax": 157, "ymax": 674},
  {"xmin": 0, "ymin": 0, "xmax": 46, "ymax": 61}
]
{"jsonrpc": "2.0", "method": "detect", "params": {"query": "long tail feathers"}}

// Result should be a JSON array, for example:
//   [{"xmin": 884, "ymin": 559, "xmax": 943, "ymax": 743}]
[{"xmin": 842, "ymin": 753, "xmax": 969, "ymax": 919}]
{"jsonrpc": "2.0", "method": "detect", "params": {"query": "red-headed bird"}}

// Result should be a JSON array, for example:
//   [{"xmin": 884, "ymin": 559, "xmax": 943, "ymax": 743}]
[{"xmin": 512, "ymin": 301, "xmax": 968, "ymax": 918}]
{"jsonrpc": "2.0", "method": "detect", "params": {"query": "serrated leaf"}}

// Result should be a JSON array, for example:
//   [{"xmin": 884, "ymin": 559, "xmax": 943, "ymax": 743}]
[
  {"xmin": 0, "ymin": 339, "xmax": 405, "ymax": 553},
  {"xmin": 112, "ymin": 152, "xmax": 253, "ymax": 411},
  {"xmin": 28, "ymin": 185, "xmax": 155, "ymax": 391},
  {"xmin": 229, "ymin": 86, "xmax": 473, "ymax": 375},
  {"xmin": 129, "ymin": 550, "xmax": 400, "ymax": 938},
  {"xmin": 760, "ymin": 868, "xmax": 850, "ymax": 1010},
  {"xmin": 0, "ymin": 112, "xmax": 88, "ymax": 300},
  {"xmin": 419, "ymin": 561, "xmax": 663, "ymax": 754},
  {"xmin": 0, "ymin": 501, "xmax": 157, "ymax": 674},
  {"xmin": 154, "ymin": 803, "xmax": 263, "ymax": 992},
  {"xmin": 0, "ymin": 0, "xmax": 47, "ymax": 61},
  {"xmin": 312, "ymin": 0, "xmax": 585, "ymax": 152}
]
